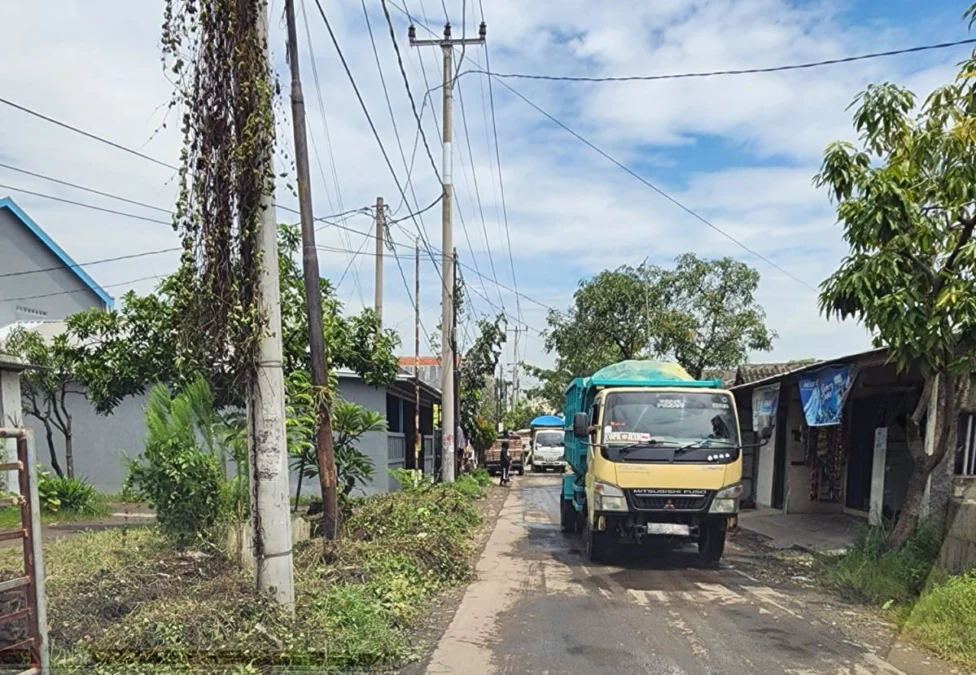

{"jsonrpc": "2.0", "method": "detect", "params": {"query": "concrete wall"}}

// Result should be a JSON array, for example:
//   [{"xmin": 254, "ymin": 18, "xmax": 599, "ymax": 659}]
[
  {"xmin": 0, "ymin": 207, "xmax": 107, "ymax": 324},
  {"xmin": 21, "ymin": 376, "xmax": 394, "ymax": 498},
  {"xmin": 940, "ymin": 478, "xmax": 976, "ymax": 575}
]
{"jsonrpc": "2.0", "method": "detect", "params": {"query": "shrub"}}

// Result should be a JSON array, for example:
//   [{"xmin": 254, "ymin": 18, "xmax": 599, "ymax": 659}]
[
  {"xmin": 38, "ymin": 474, "xmax": 105, "ymax": 516},
  {"xmin": 820, "ymin": 521, "xmax": 941, "ymax": 607},
  {"xmin": 125, "ymin": 383, "xmax": 231, "ymax": 545},
  {"xmin": 471, "ymin": 468, "xmax": 492, "ymax": 487},
  {"xmin": 905, "ymin": 571, "xmax": 976, "ymax": 669},
  {"xmin": 452, "ymin": 475, "xmax": 484, "ymax": 499}
]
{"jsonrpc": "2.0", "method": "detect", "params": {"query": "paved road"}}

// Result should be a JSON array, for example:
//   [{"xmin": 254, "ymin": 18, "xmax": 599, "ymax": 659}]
[{"xmin": 423, "ymin": 473, "xmax": 940, "ymax": 675}]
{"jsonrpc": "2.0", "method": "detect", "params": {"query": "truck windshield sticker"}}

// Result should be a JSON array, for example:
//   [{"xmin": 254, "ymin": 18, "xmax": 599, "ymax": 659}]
[
  {"xmin": 656, "ymin": 399, "xmax": 685, "ymax": 409},
  {"xmin": 606, "ymin": 431, "xmax": 652, "ymax": 442}
]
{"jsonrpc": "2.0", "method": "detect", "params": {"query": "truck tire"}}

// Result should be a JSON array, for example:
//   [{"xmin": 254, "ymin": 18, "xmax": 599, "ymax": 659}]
[
  {"xmin": 698, "ymin": 521, "xmax": 726, "ymax": 566},
  {"xmin": 518, "ymin": 466, "xmax": 525, "ymax": 476},
  {"xmin": 560, "ymin": 498, "xmax": 577, "ymax": 534},
  {"xmin": 584, "ymin": 518, "xmax": 610, "ymax": 563}
]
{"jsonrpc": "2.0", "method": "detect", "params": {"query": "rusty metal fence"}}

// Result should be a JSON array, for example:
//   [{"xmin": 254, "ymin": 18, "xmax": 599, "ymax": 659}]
[{"xmin": 0, "ymin": 428, "xmax": 48, "ymax": 675}]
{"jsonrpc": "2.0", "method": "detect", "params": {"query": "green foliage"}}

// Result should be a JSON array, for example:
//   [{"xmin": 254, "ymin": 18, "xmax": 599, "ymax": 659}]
[
  {"xmin": 452, "ymin": 474, "xmax": 484, "ymax": 499},
  {"xmin": 504, "ymin": 398, "xmax": 551, "ymax": 431},
  {"xmin": 66, "ymin": 224, "xmax": 401, "ymax": 415},
  {"xmin": 125, "ymin": 381, "xmax": 231, "ymax": 545},
  {"xmin": 0, "ymin": 477, "xmax": 492, "ymax": 672},
  {"xmin": 458, "ymin": 316, "xmax": 506, "ymax": 446},
  {"xmin": 471, "ymin": 468, "xmax": 493, "ymax": 487},
  {"xmin": 905, "ymin": 571, "xmax": 976, "ymax": 669},
  {"xmin": 38, "ymin": 474, "xmax": 105, "ymax": 516},
  {"xmin": 468, "ymin": 416, "xmax": 497, "ymax": 462},
  {"xmin": 819, "ymin": 521, "xmax": 941, "ymax": 606},
  {"xmin": 529, "ymin": 254, "xmax": 774, "ymax": 404},
  {"xmin": 4, "ymin": 327, "xmax": 82, "ymax": 478}
]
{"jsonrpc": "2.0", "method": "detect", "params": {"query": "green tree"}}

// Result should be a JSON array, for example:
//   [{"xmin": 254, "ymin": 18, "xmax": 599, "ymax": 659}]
[
  {"xmin": 528, "ymin": 256, "xmax": 775, "ymax": 405},
  {"xmin": 66, "ymin": 224, "xmax": 400, "ymax": 414},
  {"xmin": 457, "ymin": 315, "xmax": 506, "ymax": 457},
  {"xmin": 504, "ymin": 398, "xmax": 552, "ymax": 431},
  {"xmin": 5, "ymin": 329, "xmax": 82, "ymax": 478},
  {"xmin": 814, "ymin": 29, "xmax": 976, "ymax": 549},
  {"xmin": 655, "ymin": 254, "xmax": 776, "ymax": 379}
]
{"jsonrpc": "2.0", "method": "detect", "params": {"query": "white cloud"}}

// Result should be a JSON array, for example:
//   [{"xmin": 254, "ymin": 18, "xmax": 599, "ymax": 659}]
[{"xmin": 0, "ymin": 0, "xmax": 969, "ymax": 386}]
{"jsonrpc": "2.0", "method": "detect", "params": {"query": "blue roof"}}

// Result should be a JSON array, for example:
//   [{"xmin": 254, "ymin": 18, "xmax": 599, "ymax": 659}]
[
  {"xmin": 530, "ymin": 415, "xmax": 564, "ymax": 428},
  {"xmin": 0, "ymin": 197, "xmax": 113, "ymax": 308}
]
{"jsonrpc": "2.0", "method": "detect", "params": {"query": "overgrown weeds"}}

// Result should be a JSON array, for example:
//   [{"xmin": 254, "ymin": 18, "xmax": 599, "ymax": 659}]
[
  {"xmin": 0, "ymin": 479, "xmax": 492, "ymax": 672},
  {"xmin": 904, "ymin": 570, "xmax": 976, "ymax": 669},
  {"xmin": 818, "ymin": 520, "xmax": 941, "ymax": 609}
]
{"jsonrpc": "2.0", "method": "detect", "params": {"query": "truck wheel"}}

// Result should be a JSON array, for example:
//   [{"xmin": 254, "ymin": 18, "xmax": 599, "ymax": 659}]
[
  {"xmin": 531, "ymin": 464, "xmax": 539, "ymax": 473},
  {"xmin": 698, "ymin": 521, "xmax": 726, "ymax": 566},
  {"xmin": 560, "ymin": 498, "xmax": 577, "ymax": 534},
  {"xmin": 585, "ymin": 518, "xmax": 610, "ymax": 563},
  {"xmin": 518, "ymin": 466, "xmax": 525, "ymax": 476}
]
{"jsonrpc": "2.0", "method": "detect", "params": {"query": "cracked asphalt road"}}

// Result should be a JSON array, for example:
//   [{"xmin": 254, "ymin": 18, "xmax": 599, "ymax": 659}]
[{"xmin": 421, "ymin": 473, "xmax": 952, "ymax": 675}]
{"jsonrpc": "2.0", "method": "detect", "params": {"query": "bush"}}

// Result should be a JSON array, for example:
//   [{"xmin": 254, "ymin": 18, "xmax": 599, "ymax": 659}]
[
  {"xmin": 820, "ymin": 521, "xmax": 941, "ymax": 607},
  {"xmin": 38, "ymin": 474, "xmax": 105, "ymax": 516},
  {"xmin": 452, "ymin": 475, "xmax": 484, "ymax": 499},
  {"xmin": 471, "ymin": 468, "xmax": 492, "ymax": 487},
  {"xmin": 905, "ymin": 571, "xmax": 976, "ymax": 669}
]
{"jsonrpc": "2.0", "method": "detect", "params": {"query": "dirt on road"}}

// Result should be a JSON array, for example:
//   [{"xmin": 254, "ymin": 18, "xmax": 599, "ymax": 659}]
[{"xmin": 409, "ymin": 473, "xmax": 969, "ymax": 675}]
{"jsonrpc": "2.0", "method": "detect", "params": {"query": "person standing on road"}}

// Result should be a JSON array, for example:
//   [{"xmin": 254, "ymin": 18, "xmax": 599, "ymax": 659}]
[{"xmin": 500, "ymin": 440, "xmax": 512, "ymax": 486}]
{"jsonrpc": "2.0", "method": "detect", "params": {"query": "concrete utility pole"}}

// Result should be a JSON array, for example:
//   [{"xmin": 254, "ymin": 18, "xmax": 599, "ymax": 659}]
[
  {"xmin": 251, "ymin": 0, "xmax": 295, "ymax": 609},
  {"xmin": 409, "ymin": 20, "xmax": 485, "ymax": 482},
  {"xmin": 375, "ymin": 196, "xmax": 385, "ymax": 322},
  {"xmin": 284, "ymin": 0, "xmax": 338, "ymax": 541},
  {"xmin": 414, "ymin": 237, "xmax": 421, "ymax": 475},
  {"xmin": 452, "ymin": 247, "xmax": 461, "ymax": 478}
]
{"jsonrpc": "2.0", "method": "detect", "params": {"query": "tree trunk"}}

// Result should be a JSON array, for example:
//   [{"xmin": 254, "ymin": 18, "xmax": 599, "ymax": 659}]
[
  {"xmin": 885, "ymin": 372, "xmax": 963, "ymax": 551},
  {"xmin": 41, "ymin": 418, "xmax": 63, "ymax": 479},
  {"xmin": 65, "ymin": 428, "xmax": 74, "ymax": 480}
]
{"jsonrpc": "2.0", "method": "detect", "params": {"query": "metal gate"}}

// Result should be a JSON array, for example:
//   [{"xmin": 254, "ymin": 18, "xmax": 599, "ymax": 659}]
[{"xmin": 0, "ymin": 428, "xmax": 48, "ymax": 675}]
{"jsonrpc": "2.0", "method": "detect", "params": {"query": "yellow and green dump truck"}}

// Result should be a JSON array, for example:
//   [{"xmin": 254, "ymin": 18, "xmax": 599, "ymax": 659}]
[{"xmin": 561, "ymin": 360, "xmax": 769, "ymax": 564}]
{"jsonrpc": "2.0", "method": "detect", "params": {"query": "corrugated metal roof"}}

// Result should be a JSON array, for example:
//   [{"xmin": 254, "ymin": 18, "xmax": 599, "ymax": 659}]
[
  {"xmin": 736, "ymin": 363, "xmax": 797, "ymax": 385},
  {"xmin": 731, "ymin": 347, "xmax": 888, "ymax": 391}
]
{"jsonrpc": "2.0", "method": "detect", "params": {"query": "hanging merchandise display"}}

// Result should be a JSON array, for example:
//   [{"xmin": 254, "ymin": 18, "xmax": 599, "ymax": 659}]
[
  {"xmin": 806, "ymin": 424, "xmax": 845, "ymax": 503},
  {"xmin": 798, "ymin": 364, "xmax": 857, "ymax": 426}
]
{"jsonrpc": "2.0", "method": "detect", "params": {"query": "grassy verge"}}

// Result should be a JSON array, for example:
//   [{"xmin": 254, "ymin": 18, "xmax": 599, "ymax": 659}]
[
  {"xmin": 818, "ymin": 521, "xmax": 976, "ymax": 671},
  {"xmin": 904, "ymin": 571, "xmax": 976, "ymax": 668},
  {"xmin": 0, "ymin": 502, "xmax": 112, "ymax": 529},
  {"xmin": 0, "ymin": 477, "xmax": 492, "ymax": 673}
]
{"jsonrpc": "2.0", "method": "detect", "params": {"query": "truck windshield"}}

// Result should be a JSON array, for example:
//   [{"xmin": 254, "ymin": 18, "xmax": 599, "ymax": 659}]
[
  {"xmin": 602, "ymin": 391, "xmax": 737, "ymax": 459},
  {"xmin": 535, "ymin": 431, "xmax": 563, "ymax": 447}
]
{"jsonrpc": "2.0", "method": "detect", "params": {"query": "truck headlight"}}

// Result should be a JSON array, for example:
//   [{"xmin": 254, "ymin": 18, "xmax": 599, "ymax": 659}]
[
  {"xmin": 709, "ymin": 484, "xmax": 742, "ymax": 514},
  {"xmin": 594, "ymin": 481, "xmax": 627, "ymax": 512}
]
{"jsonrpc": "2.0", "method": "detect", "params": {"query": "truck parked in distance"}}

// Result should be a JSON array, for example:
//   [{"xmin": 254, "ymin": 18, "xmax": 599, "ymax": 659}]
[
  {"xmin": 485, "ymin": 433, "xmax": 525, "ymax": 476},
  {"xmin": 528, "ymin": 415, "xmax": 566, "ymax": 472},
  {"xmin": 561, "ymin": 360, "xmax": 770, "ymax": 565}
]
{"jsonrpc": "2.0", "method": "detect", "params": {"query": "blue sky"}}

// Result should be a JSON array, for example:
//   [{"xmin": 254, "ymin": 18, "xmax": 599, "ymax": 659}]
[{"xmin": 0, "ymin": 0, "xmax": 973, "ymax": 381}]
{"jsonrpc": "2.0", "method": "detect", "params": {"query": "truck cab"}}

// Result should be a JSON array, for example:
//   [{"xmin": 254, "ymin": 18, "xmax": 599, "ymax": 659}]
[
  {"xmin": 561, "ymin": 361, "xmax": 765, "ymax": 565},
  {"xmin": 529, "ymin": 415, "xmax": 566, "ymax": 472}
]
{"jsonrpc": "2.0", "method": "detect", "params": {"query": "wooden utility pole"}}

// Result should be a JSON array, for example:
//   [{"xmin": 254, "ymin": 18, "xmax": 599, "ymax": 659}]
[
  {"xmin": 414, "ymin": 237, "xmax": 421, "ymax": 475},
  {"xmin": 375, "ymin": 197, "xmax": 385, "ymax": 322},
  {"xmin": 409, "ymin": 21, "xmax": 485, "ymax": 482},
  {"xmin": 251, "ymin": 0, "xmax": 295, "ymax": 609},
  {"xmin": 284, "ymin": 0, "xmax": 338, "ymax": 540}
]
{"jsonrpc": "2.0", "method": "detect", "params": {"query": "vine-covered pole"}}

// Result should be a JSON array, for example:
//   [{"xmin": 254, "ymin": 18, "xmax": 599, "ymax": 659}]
[
  {"xmin": 252, "ymin": 0, "xmax": 297, "ymax": 609},
  {"xmin": 284, "ymin": 0, "xmax": 339, "ymax": 540}
]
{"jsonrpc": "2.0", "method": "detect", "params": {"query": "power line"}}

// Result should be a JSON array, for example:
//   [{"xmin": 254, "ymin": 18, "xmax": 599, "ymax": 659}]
[
  {"xmin": 0, "ymin": 96, "xmax": 179, "ymax": 171},
  {"xmin": 0, "ymin": 247, "xmax": 179, "ymax": 280},
  {"xmin": 388, "ymin": 194, "xmax": 444, "ymax": 223},
  {"xmin": 0, "ymin": 275, "xmax": 163, "ymax": 304},
  {"xmin": 462, "ymin": 38, "xmax": 976, "ymax": 83},
  {"xmin": 490, "ymin": 78, "xmax": 819, "ymax": 292},
  {"xmin": 0, "ymin": 183, "xmax": 174, "ymax": 226},
  {"xmin": 312, "ymin": 0, "xmax": 448, "ymax": 301},
  {"xmin": 0, "ymin": 162, "xmax": 173, "ymax": 214},
  {"xmin": 379, "ymin": 0, "xmax": 441, "ymax": 182},
  {"xmin": 480, "ymin": 10, "xmax": 522, "ymax": 328}
]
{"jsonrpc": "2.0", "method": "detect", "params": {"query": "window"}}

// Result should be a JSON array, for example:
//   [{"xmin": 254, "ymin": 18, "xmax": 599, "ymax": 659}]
[{"xmin": 957, "ymin": 414, "xmax": 976, "ymax": 476}]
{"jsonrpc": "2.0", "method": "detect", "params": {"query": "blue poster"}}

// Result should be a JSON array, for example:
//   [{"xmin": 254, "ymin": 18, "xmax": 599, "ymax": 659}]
[
  {"xmin": 752, "ymin": 383, "xmax": 780, "ymax": 431},
  {"xmin": 798, "ymin": 364, "xmax": 856, "ymax": 427}
]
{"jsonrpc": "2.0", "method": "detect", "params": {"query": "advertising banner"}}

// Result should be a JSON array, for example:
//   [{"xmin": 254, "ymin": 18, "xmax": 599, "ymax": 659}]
[
  {"xmin": 798, "ymin": 364, "xmax": 856, "ymax": 427},
  {"xmin": 752, "ymin": 383, "xmax": 781, "ymax": 432}
]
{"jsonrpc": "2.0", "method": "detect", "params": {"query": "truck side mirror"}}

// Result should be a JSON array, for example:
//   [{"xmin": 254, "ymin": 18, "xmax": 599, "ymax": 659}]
[
  {"xmin": 760, "ymin": 425, "xmax": 773, "ymax": 442},
  {"xmin": 573, "ymin": 412, "xmax": 588, "ymax": 439}
]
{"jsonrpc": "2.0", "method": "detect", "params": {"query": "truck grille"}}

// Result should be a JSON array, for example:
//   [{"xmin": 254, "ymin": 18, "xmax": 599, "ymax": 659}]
[{"xmin": 627, "ymin": 490, "xmax": 710, "ymax": 512}]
